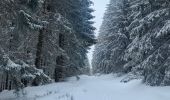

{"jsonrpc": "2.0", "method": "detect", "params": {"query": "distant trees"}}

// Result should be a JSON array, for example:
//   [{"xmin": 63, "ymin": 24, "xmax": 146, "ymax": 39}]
[
  {"xmin": 93, "ymin": 0, "xmax": 170, "ymax": 86},
  {"xmin": 0, "ymin": 0, "xmax": 95, "ymax": 91},
  {"xmin": 92, "ymin": 0, "xmax": 130, "ymax": 74}
]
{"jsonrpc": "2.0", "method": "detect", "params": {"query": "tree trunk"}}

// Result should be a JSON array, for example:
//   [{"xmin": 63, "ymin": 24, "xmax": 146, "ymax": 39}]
[
  {"xmin": 35, "ymin": 28, "xmax": 45, "ymax": 69},
  {"xmin": 55, "ymin": 55, "xmax": 65, "ymax": 82},
  {"xmin": 5, "ymin": 72, "xmax": 9, "ymax": 90}
]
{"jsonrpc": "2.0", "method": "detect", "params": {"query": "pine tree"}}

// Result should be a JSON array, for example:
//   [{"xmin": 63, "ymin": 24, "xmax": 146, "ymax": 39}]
[
  {"xmin": 93, "ymin": 0, "xmax": 170, "ymax": 86},
  {"xmin": 92, "ymin": 0, "xmax": 129, "ymax": 74},
  {"xmin": 55, "ymin": 0, "xmax": 95, "ymax": 76},
  {"xmin": 121, "ymin": 0, "xmax": 170, "ymax": 86},
  {"xmin": 0, "ymin": 0, "xmax": 95, "ymax": 91}
]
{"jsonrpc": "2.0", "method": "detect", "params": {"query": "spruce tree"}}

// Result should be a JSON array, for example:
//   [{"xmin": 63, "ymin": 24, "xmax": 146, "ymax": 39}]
[{"xmin": 92, "ymin": 0, "xmax": 129, "ymax": 74}]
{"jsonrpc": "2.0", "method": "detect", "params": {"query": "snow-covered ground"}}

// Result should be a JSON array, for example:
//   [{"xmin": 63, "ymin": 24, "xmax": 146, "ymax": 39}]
[{"xmin": 0, "ymin": 74, "xmax": 170, "ymax": 100}]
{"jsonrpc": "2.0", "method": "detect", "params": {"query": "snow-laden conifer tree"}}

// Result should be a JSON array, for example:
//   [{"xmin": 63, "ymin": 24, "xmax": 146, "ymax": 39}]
[
  {"xmin": 93, "ymin": 0, "xmax": 170, "ymax": 86},
  {"xmin": 92, "ymin": 0, "xmax": 129, "ymax": 74},
  {"xmin": 55, "ymin": 0, "xmax": 96, "ymax": 76},
  {"xmin": 0, "ymin": 0, "xmax": 95, "ymax": 91},
  {"xmin": 121, "ymin": 0, "xmax": 170, "ymax": 86}
]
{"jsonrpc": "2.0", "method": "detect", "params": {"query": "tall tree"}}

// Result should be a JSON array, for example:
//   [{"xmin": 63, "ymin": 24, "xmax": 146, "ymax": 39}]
[
  {"xmin": 55, "ymin": 0, "xmax": 96, "ymax": 76},
  {"xmin": 92, "ymin": 0, "xmax": 129, "ymax": 74},
  {"xmin": 93, "ymin": 0, "xmax": 170, "ymax": 86},
  {"xmin": 0, "ymin": 0, "xmax": 96, "ymax": 91}
]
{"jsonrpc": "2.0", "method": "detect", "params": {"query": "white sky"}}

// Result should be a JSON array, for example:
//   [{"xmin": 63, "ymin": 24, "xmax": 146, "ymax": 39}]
[{"xmin": 87, "ymin": 0, "xmax": 110, "ymax": 68}]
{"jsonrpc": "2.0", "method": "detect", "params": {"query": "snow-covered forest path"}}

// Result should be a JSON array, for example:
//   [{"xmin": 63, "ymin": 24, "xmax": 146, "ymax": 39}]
[{"xmin": 0, "ymin": 75, "xmax": 170, "ymax": 100}]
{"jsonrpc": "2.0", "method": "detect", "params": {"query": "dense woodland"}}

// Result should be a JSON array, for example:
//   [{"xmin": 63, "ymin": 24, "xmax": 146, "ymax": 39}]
[
  {"xmin": 93, "ymin": 0, "xmax": 170, "ymax": 86},
  {"xmin": 0, "ymin": 0, "xmax": 96, "ymax": 92},
  {"xmin": 1, "ymin": 0, "xmax": 170, "ymax": 95}
]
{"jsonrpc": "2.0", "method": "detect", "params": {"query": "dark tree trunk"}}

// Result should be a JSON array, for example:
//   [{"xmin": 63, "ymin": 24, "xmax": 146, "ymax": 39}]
[
  {"xmin": 55, "ymin": 55, "xmax": 65, "ymax": 82},
  {"xmin": 35, "ymin": 28, "xmax": 45, "ymax": 69},
  {"xmin": 59, "ymin": 33, "xmax": 65, "ymax": 48},
  {"xmin": 54, "ymin": 33, "xmax": 65, "ymax": 82},
  {"xmin": 5, "ymin": 72, "xmax": 9, "ymax": 90}
]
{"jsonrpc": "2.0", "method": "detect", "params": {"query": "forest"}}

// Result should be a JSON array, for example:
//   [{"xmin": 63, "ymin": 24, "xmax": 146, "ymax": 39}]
[
  {"xmin": 0, "ymin": 0, "xmax": 170, "ymax": 100},
  {"xmin": 93, "ymin": 0, "xmax": 170, "ymax": 86},
  {"xmin": 0, "ymin": 0, "xmax": 96, "ymax": 91}
]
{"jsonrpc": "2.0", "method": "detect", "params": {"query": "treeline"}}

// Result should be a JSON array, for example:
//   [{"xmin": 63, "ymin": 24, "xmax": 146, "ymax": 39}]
[
  {"xmin": 93, "ymin": 0, "xmax": 170, "ymax": 86},
  {"xmin": 0, "ymin": 0, "xmax": 95, "ymax": 91}
]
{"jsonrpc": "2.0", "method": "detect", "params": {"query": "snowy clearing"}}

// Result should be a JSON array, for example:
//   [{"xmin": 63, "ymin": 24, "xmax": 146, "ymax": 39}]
[{"xmin": 0, "ymin": 74, "xmax": 170, "ymax": 100}]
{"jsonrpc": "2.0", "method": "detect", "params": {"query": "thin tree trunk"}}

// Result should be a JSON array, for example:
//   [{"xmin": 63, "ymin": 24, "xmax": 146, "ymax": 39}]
[{"xmin": 5, "ymin": 72, "xmax": 9, "ymax": 90}]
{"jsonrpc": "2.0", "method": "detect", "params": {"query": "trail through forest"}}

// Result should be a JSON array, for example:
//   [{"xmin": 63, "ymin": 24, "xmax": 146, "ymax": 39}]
[{"xmin": 0, "ymin": 75, "xmax": 170, "ymax": 100}]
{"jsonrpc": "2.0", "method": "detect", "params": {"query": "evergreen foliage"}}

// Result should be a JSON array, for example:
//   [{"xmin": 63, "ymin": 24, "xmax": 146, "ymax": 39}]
[
  {"xmin": 93, "ymin": 0, "xmax": 170, "ymax": 86},
  {"xmin": 0, "ymin": 0, "xmax": 95, "ymax": 91}
]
